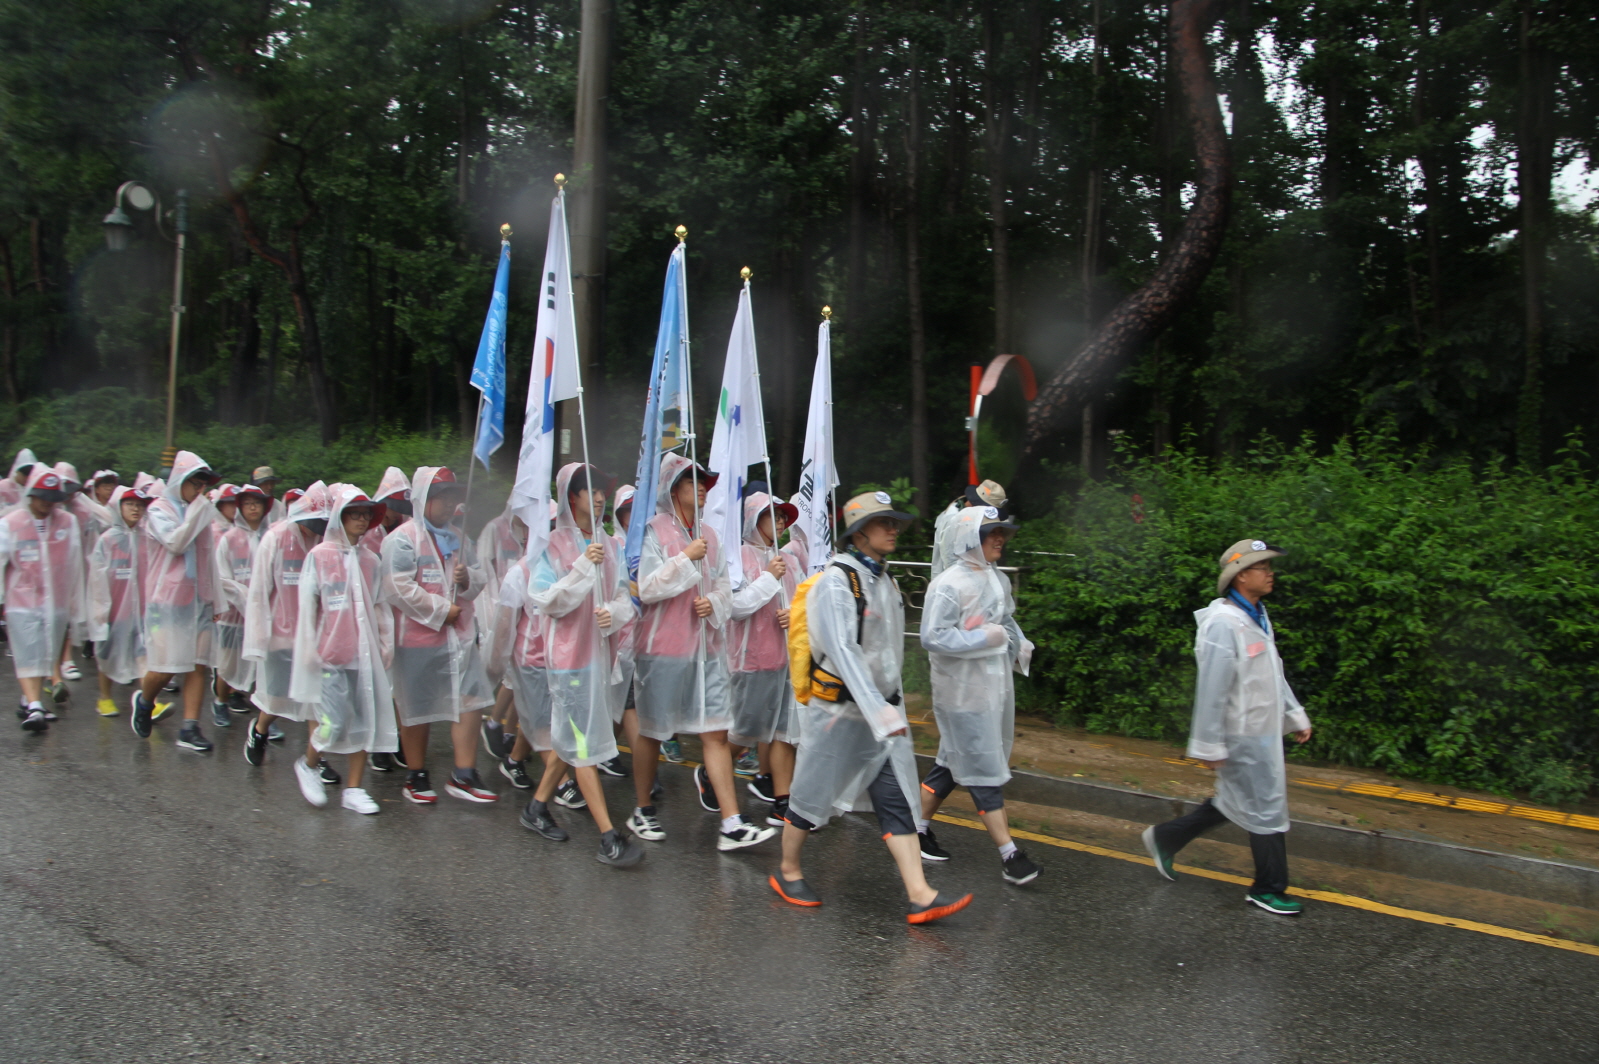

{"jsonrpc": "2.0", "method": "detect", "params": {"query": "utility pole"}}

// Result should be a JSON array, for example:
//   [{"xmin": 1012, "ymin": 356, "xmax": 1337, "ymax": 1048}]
[{"xmin": 563, "ymin": 0, "xmax": 611, "ymax": 462}]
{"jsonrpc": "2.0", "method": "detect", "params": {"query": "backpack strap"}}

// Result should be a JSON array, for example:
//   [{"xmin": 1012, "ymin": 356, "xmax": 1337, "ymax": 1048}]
[{"xmin": 830, "ymin": 560, "xmax": 868, "ymax": 645}]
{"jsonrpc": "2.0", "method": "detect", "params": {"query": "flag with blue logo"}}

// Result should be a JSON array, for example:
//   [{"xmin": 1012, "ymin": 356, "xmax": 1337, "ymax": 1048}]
[
  {"xmin": 705, "ymin": 278, "xmax": 766, "ymax": 589},
  {"xmin": 469, "ymin": 240, "xmax": 511, "ymax": 469},
  {"xmin": 624, "ymin": 243, "xmax": 691, "ymax": 601},
  {"xmin": 510, "ymin": 193, "xmax": 581, "ymax": 564}
]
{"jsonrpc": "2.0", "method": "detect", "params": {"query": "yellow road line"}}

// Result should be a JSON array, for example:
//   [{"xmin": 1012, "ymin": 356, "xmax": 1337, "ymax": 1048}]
[
  {"xmin": 1293, "ymin": 777, "xmax": 1598, "ymax": 833},
  {"xmin": 930, "ymin": 813, "xmax": 1599, "ymax": 958}
]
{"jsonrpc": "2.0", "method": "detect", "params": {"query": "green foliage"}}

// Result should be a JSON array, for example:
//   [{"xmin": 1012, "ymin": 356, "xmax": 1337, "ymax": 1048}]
[{"xmin": 1014, "ymin": 432, "xmax": 1599, "ymax": 804}]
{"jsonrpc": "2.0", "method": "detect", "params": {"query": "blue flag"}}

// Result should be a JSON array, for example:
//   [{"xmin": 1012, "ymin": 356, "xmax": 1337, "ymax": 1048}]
[
  {"xmin": 470, "ymin": 241, "xmax": 511, "ymax": 469},
  {"xmin": 625, "ymin": 243, "xmax": 690, "ymax": 602}
]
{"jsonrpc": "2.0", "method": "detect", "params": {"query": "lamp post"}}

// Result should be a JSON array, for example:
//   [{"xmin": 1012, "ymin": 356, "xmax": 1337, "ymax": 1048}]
[{"xmin": 103, "ymin": 181, "xmax": 188, "ymax": 471}]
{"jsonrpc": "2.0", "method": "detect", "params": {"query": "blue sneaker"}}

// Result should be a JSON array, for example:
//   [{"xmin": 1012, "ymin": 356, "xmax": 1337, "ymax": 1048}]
[{"xmin": 661, "ymin": 738, "xmax": 684, "ymax": 763}]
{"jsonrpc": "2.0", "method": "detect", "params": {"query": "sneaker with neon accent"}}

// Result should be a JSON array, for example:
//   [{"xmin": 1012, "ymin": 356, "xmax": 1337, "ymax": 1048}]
[
  {"xmin": 694, "ymin": 764, "xmax": 717, "ymax": 812},
  {"xmin": 95, "ymin": 698, "xmax": 119, "ymax": 717},
  {"xmin": 150, "ymin": 700, "xmax": 177, "ymax": 722},
  {"xmin": 1142, "ymin": 826, "xmax": 1177, "ymax": 881},
  {"xmin": 1245, "ymin": 892, "xmax": 1303, "ymax": 916},
  {"xmin": 907, "ymin": 890, "xmax": 973, "ymax": 925},
  {"xmin": 769, "ymin": 874, "xmax": 821, "ymax": 907}
]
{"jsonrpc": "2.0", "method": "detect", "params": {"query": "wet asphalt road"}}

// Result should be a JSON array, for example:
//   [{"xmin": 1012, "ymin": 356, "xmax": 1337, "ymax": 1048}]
[{"xmin": 2, "ymin": 671, "xmax": 1597, "ymax": 1064}]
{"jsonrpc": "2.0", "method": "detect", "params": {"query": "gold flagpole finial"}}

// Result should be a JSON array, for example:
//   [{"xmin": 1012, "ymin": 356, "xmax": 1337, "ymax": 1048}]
[
  {"xmin": 675, "ymin": 224, "xmax": 687, "ymax": 243},
  {"xmin": 822, "ymin": 305, "xmax": 832, "ymax": 321},
  {"xmin": 554, "ymin": 173, "xmax": 567, "ymax": 189},
  {"xmin": 499, "ymin": 223, "xmax": 512, "ymax": 240},
  {"xmin": 740, "ymin": 266, "xmax": 752, "ymax": 282}
]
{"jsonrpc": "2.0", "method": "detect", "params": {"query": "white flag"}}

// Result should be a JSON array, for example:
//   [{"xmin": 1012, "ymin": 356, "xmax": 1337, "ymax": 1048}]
[
  {"xmin": 793, "ymin": 318, "xmax": 837, "ymax": 574},
  {"xmin": 704, "ymin": 280, "xmax": 767, "ymax": 588},
  {"xmin": 511, "ymin": 192, "xmax": 582, "ymax": 563}
]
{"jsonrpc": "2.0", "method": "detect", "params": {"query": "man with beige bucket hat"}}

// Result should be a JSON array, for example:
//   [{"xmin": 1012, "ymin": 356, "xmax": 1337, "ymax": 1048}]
[
  {"xmin": 930, "ymin": 479, "xmax": 1008, "ymax": 580},
  {"xmin": 1141, "ymin": 539, "xmax": 1313, "ymax": 916}
]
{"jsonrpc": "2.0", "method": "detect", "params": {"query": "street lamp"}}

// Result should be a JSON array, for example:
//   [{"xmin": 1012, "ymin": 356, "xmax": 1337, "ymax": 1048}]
[{"xmin": 103, "ymin": 181, "xmax": 187, "ymax": 468}]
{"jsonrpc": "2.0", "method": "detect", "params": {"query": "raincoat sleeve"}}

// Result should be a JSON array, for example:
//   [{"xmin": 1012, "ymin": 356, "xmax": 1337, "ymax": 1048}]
[
  {"xmin": 918, "ymin": 579, "xmax": 995, "ymax": 656},
  {"xmin": 1282, "ymin": 671, "xmax": 1310, "ymax": 734},
  {"xmin": 288, "ymin": 552, "xmax": 325, "ymax": 706},
  {"xmin": 455, "ymin": 536, "xmax": 487, "ymax": 603},
  {"xmin": 527, "ymin": 549, "xmax": 598, "ymax": 619},
  {"xmin": 380, "ymin": 532, "xmax": 451, "ymax": 630},
  {"xmin": 729, "ymin": 570, "xmax": 780, "ymax": 619},
  {"xmin": 1187, "ymin": 615, "xmax": 1235, "ymax": 763},
  {"xmin": 81, "ymin": 496, "xmax": 114, "ymax": 530},
  {"xmin": 1001, "ymin": 581, "xmax": 1032, "ymax": 675},
  {"xmin": 88, "ymin": 532, "xmax": 112, "ymax": 640},
  {"xmin": 146, "ymin": 496, "xmax": 215, "ymax": 556},
  {"xmin": 485, "ymin": 564, "xmax": 526, "ymax": 685},
  {"xmin": 637, "ymin": 524, "xmax": 700, "ymax": 604},
  {"xmin": 241, "ymin": 533, "xmax": 278, "ymax": 662},
  {"xmin": 216, "ymin": 531, "xmax": 248, "ymax": 613},
  {"xmin": 65, "ymin": 512, "xmax": 87, "ymax": 641},
  {"xmin": 600, "ymin": 563, "xmax": 634, "ymax": 634},
  {"xmin": 0, "ymin": 519, "xmax": 11, "ymax": 606},
  {"xmin": 809, "ymin": 568, "xmax": 904, "ymax": 743}
]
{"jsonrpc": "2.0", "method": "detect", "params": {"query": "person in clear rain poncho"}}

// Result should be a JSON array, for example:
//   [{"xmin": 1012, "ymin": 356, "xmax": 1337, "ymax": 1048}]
[
  {"xmin": 241, "ymin": 481, "xmax": 334, "ymax": 779},
  {"xmin": 929, "ymin": 479, "xmax": 1008, "ymax": 581},
  {"xmin": 771, "ymin": 492, "xmax": 973, "ymax": 924},
  {"xmin": 287, "ymin": 485, "xmax": 398, "ymax": 815},
  {"xmin": 1142, "ymin": 539, "xmax": 1314, "ymax": 917},
  {"xmin": 476, "ymin": 499, "xmax": 528, "ymax": 763},
  {"xmin": 630, "ymin": 452, "xmax": 774, "ymax": 852},
  {"xmin": 514, "ymin": 463, "xmax": 643, "ymax": 867},
  {"xmin": 0, "ymin": 447, "xmax": 38, "ymax": 513},
  {"xmin": 0, "ymin": 465, "xmax": 86, "ymax": 732},
  {"xmin": 486, "ymin": 551, "xmax": 551, "ymax": 789},
  {"xmin": 130, "ymin": 450, "xmax": 224, "ymax": 752},
  {"xmin": 212, "ymin": 482, "xmax": 273, "ymax": 726},
  {"xmin": 727, "ymin": 491, "xmax": 799, "ymax": 824},
  {"xmin": 380, "ymin": 466, "xmax": 497, "ymax": 805},
  {"xmin": 915, "ymin": 506, "xmax": 1041, "ymax": 886},
  {"xmin": 51, "ymin": 461, "xmax": 106, "ymax": 686},
  {"xmin": 602, "ymin": 482, "xmax": 642, "ymax": 780},
  {"xmin": 88, "ymin": 484, "xmax": 151, "ymax": 717}
]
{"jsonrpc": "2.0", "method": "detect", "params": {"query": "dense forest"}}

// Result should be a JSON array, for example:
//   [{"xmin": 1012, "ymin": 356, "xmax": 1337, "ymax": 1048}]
[{"xmin": 0, "ymin": 0, "xmax": 1595, "ymax": 511}]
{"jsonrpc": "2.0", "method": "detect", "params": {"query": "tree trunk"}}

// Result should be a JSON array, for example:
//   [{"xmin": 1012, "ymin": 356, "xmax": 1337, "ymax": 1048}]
[
  {"xmin": 905, "ymin": 54, "xmax": 930, "ymax": 520},
  {"xmin": 1025, "ymin": 0, "xmax": 1233, "ymax": 457},
  {"xmin": 571, "ymin": 0, "xmax": 611, "ymax": 411},
  {"xmin": 846, "ymin": 13, "xmax": 870, "ymax": 325},
  {"xmin": 984, "ymin": 9, "xmax": 1012, "ymax": 355},
  {"xmin": 1515, "ymin": 0, "xmax": 1554, "ymax": 467},
  {"xmin": 0, "ymin": 231, "xmax": 19, "ymax": 403}
]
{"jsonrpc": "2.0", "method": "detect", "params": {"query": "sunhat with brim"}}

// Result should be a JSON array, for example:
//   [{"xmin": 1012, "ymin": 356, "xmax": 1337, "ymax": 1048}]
[
  {"xmin": 964, "ymin": 479, "xmax": 1008, "ymax": 509},
  {"xmin": 841, "ymin": 491, "xmax": 913, "ymax": 539},
  {"xmin": 1217, "ymin": 539, "xmax": 1286, "ymax": 597},
  {"xmin": 978, "ymin": 504, "xmax": 1019, "ymax": 539}
]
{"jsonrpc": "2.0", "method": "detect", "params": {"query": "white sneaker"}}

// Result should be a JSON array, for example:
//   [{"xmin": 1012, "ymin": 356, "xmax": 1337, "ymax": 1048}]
[
  {"xmin": 626, "ymin": 808, "xmax": 666, "ymax": 842},
  {"xmin": 341, "ymin": 788, "xmax": 380, "ymax": 815},
  {"xmin": 294, "ymin": 757, "xmax": 329, "ymax": 807},
  {"xmin": 717, "ymin": 818, "xmax": 776, "ymax": 852},
  {"xmin": 60, "ymin": 662, "xmax": 82, "ymax": 681}
]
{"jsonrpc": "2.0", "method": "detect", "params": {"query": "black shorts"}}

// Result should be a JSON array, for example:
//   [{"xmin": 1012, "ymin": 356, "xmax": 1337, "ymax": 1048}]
[
  {"xmin": 922, "ymin": 761, "xmax": 1005, "ymax": 813},
  {"xmin": 785, "ymin": 759, "xmax": 917, "ymax": 838}
]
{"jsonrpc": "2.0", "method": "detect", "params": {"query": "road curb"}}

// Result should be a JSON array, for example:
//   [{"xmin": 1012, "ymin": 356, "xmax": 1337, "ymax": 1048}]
[{"xmin": 916, "ymin": 754, "xmax": 1599, "ymax": 910}]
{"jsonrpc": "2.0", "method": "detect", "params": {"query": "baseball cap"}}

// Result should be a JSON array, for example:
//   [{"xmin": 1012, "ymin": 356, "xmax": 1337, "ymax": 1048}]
[
  {"xmin": 28, "ymin": 471, "xmax": 68, "ymax": 502},
  {"xmin": 841, "ymin": 491, "xmax": 913, "ymax": 539},
  {"xmin": 250, "ymin": 465, "xmax": 281, "ymax": 484}
]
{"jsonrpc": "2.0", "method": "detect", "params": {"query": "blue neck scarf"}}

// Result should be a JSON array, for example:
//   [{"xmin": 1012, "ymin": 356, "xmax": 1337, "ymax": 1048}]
[
  {"xmin": 846, "ymin": 543, "xmax": 884, "ymax": 577},
  {"xmin": 425, "ymin": 516, "xmax": 460, "ymax": 560},
  {"xmin": 1227, "ymin": 588, "xmax": 1270, "ymax": 635}
]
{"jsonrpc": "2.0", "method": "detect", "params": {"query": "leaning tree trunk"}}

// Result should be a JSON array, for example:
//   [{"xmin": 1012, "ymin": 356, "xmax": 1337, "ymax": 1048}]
[{"xmin": 1024, "ymin": 0, "xmax": 1232, "ymax": 457}]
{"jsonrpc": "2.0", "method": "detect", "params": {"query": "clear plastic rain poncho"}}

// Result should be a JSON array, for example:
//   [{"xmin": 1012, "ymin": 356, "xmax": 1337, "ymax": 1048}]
[
  {"xmin": 56, "ymin": 461, "xmax": 112, "ymax": 566},
  {"xmin": 243, "ymin": 481, "xmax": 330, "ymax": 720},
  {"xmin": 527, "ymin": 463, "xmax": 635, "ymax": 767},
  {"xmin": 634, "ymin": 453, "xmax": 733, "ymax": 739},
  {"xmin": 787, "ymin": 550, "xmax": 919, "ymax": 828},
  {"xmin": 88, "ymin": 486, "xmax": 148, "ymax": 684},
  {"xmin": 214, "ymin": 493, "xmax": 271, "ymax": 692},
  {"xmin": 289, "ymin": 485, "xmax": 398, "ymax": 756},
  {"xmin": 1188, "ymin": 596, "xmax": 1311, "ymax": 834},
  {"xmin": 920, "ymin": 508, "xmax": 1032, "ymax": 788},
  {"xmin": 360, "ymin": 465, "xmax": 411, "ymax": 555},
  {"xmin": 0, "ymin": 466, "xmax": 86, "ymax": 678},
  {"xmin": 488, "ymin": 556, "xmax": 551, "ymax": 751},
  {"xmin": 727, "ymin": 492, "xmax": 798, "ymax": 748},
  {"xmin": 781, "ymin": 490, "xmax": 810, "ymax": 575},
  {"xmin": 142, "ymin": 451, "xmax": 224, "ymax": 674},
  {"xmin": 0, "ymin": 448, "xmax": 37, "ymax": 512},
  {"xmin": 928, "ymin": 499, "xmax": 968, "ymax": 580},
  {"xmin": 607, "ymin": 483, "xmax": 639, "ymax": 721},
  {"xmin": 378, "ymin": 466, "xmax": 493, "ymax": 726},
  {"xmin": 476, "ymin": 503, "xmax": 525, "ymax": 612}
]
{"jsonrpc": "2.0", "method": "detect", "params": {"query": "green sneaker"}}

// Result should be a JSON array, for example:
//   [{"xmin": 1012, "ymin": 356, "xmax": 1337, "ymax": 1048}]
[
  {"xmin": 661, "ymin": 739, "xmax": 684, "ymax": 763},
  {"xmin": 1141, "ymin": 826, "xmax": 1176, "ymax": 881},
  {"xmin": 1245, "ymin": 892, "xmax": 1303, "ymax": 916}
]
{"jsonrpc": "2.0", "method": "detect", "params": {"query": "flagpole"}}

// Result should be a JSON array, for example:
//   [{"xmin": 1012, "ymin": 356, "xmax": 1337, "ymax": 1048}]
[
  {"xmin": 822, "ymin": 305, "xmax": 837, "ymax": 558},
  {"xmin": 740, "ymin": 267, "xmax": 788, "ymax": 609},
  {"xmin": 675, "ymin": 225, "xmax": 709, "ymax": 730}
]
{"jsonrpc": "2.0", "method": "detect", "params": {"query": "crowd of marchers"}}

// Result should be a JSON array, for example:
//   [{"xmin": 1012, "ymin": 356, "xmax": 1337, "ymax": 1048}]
[{"xmin": 0, "ymin": 449, "xmax": 1314, "ymax": 923}]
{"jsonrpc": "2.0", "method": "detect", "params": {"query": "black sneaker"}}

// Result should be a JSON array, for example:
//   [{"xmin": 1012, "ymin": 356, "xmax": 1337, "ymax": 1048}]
[
  {"xmin": 597, "ymin": 756, "xmax": 628, "ymax": 778},
  {"xmin": 317, "ymin": 759, "xmax": 342, "ymax": 786},
  {"xmin": 129, "ymin": 691, "xmax": 154, "ymax": 739},
  {"xmin": 1001, "ymin": 848, "xmax": 1040, "ymax": 885},
  {"xmin": 369, "ymin": 751, "xmax": 396, "ymax": 772},
  {"xmin": 919, "ymin": 828, "xmax": 951, "ymax": 862},
  {"xmin": 553, "ymin": 779, "xmax": 587, "ymax": 809},
  {"xmin": 499, "ymin": 757, "xmax": 532, "ymax": 790},
  {"xmin": 176, "ymin": 721, "xmax": 214, "ymax": 753},
  {"xmin": 243, "ymin": 722, "xmax": 270, "ymax": 766},
  {"xmin": 596, "ymin": 828, "xmax": 645, "ymax": 867},
  {"xmin": 747, "ymin": 773, "xmax": 776, "ymax": 803},
  {"xmin": 266, "ymin": 723, "xmax": 285, "ymax": 743},
  {"xmin": 19, "ymin": 706, "xmax": 47, "ymax": 733},
  {"xmin": 227, "ymin": 691, "xmax": 253, "ymax": 713},
  {"xmin": 693, "ymin": 764, "xmax": 718, "ymax": 812},
  {"xmin": 211, "ymin": 700, "xmax": 232, "ymax": 728},
  {"xmin": 766, "ymin": 796, "xmax": 790, "ymax": 827},
  {"xmin": 480, "ymin": 718, "xmax": 508, "ymax": 759},
  {"xmin": 519, "ymin": 799, "xmax": 569, "ymax": 841}
]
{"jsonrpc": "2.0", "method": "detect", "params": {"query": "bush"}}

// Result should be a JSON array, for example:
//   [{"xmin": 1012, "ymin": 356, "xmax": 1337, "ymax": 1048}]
[{"xmin": 1013, "ymin": 431, "xmax": 1599, "ymax": 804}]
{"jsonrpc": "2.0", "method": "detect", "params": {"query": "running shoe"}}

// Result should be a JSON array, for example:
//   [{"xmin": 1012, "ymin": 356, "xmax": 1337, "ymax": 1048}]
[
  {"xmin": 129, "ymin": 692, "xmax": 154, "ymax": 739},
  {"xmin": 553, "ymin": 779, "xmax": 587, "ymax": 810},
  {"xmin": 1001, "ymin": 848, "xmax": 1041, "ymax": 886},
  {"xmin": 342, "ymin": 788, "xmax": 380, "ymax": 815},
  {"xmin": 150, "ymin": 700, "xmax": 177, "ymax": 722},
  {"xmin": 61, "ymin": 662, "xmax": 82, "ymax": 681},
  {"xmin": 368, "ymin": 751, "xmax": 396, "ymax": 772},
  {"xmin": 317, "ymin": 759, "xmax": 342, "ymax": 786},
  {"xmin": 765, "ymin": 796, "xmax": 790, "ymax": 828},
  {"xmin": 747, "ymin": 773, "xmax": 776, "ymax": 803},
  {"xmin": 480, "ymin": 718, "xmax": 508, "ymax": 760},
  {"xmin": 243, "ymin": 723, "xmax": 270, "ymax": 766},
  {"xmin": 176, "ymin": 721, "xmax": 214, "ymax": 753},
  {"xmin": 717, "ymin": 818, "xmax": 776, "ymax": 852},
  {"xmin": 693, "ymin": 764, "xmax": 717, "ymax": 812},
  {"xmin": 733, "ymin": 750, "xmax": 759, "ymax": 777},
  {"xmin": 906, "ymin": 891, "xmax": 973, "ymax": 925},
  {"xmin": 499, "ymin": 757, "xmax": 532, "ymax": 790},
  {"xmin": 211, "ymin": 701, "xmax": 232, "ymax": 729},
  {"xmin": 265, "ymin": 723, "xmax": 285, "ymax": 742},
  {"xmin": 597, "ymin": 756, "xmax": 628, "ymax": 778},
  {"xmin": 19, "ymin": 705, "xmax": 47, "ymax": 733},
  {"xmin": 919, "ymin": 827, "xmax": 951, "ymax": 862},
  {"xmin": 403, "ymin": 770, "xmax": 437, "ymax": 804},
  {"xmin": 626, "ymin": 806, "xmax": 666, "ymax": 841},
  {"xmin": 95, "ymin": 698, "xmax": 118, "ymax": 717},
  {"xmin": 1245, "ymin": 892, "xmax": 1303, "ymax": 916},
  {"xmin": 519, "ymin": 799, "xmax": 568, "ymax": 841},
  {"xmin": 661, "ymin": 738, "xmax": 684, "ymax": 763},
  {"xmin": 39, "ymin": 704, "xmax": 58, "ymax": 721},
  {"xmin": 1141, "ymin": 826, "xmax": 1176, "ymax": 882},
  {"xmin": 227, "ymin": 692, "xmax": 253, "ymax": 713},
  {"xmin": 651, "ymin": 777, "xmax": 664, "ymax": 800},
  {"xmin": 294, "ymin": 756, "xmax": 329, "ymax": 807},
  {"xmin": 596, "ymin": 829, "xmax": 645, "ymax": 867},
  {"xmin": 769, "ymin": 874, "xmax": 821, "ymax": 907},
  {"xmin": 444, "ymin": 770, "xmax": 498, "ymax": 804},
  {"xmin": 48, "ymin": 680, "xmax": 68, "ymax": 704}
]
